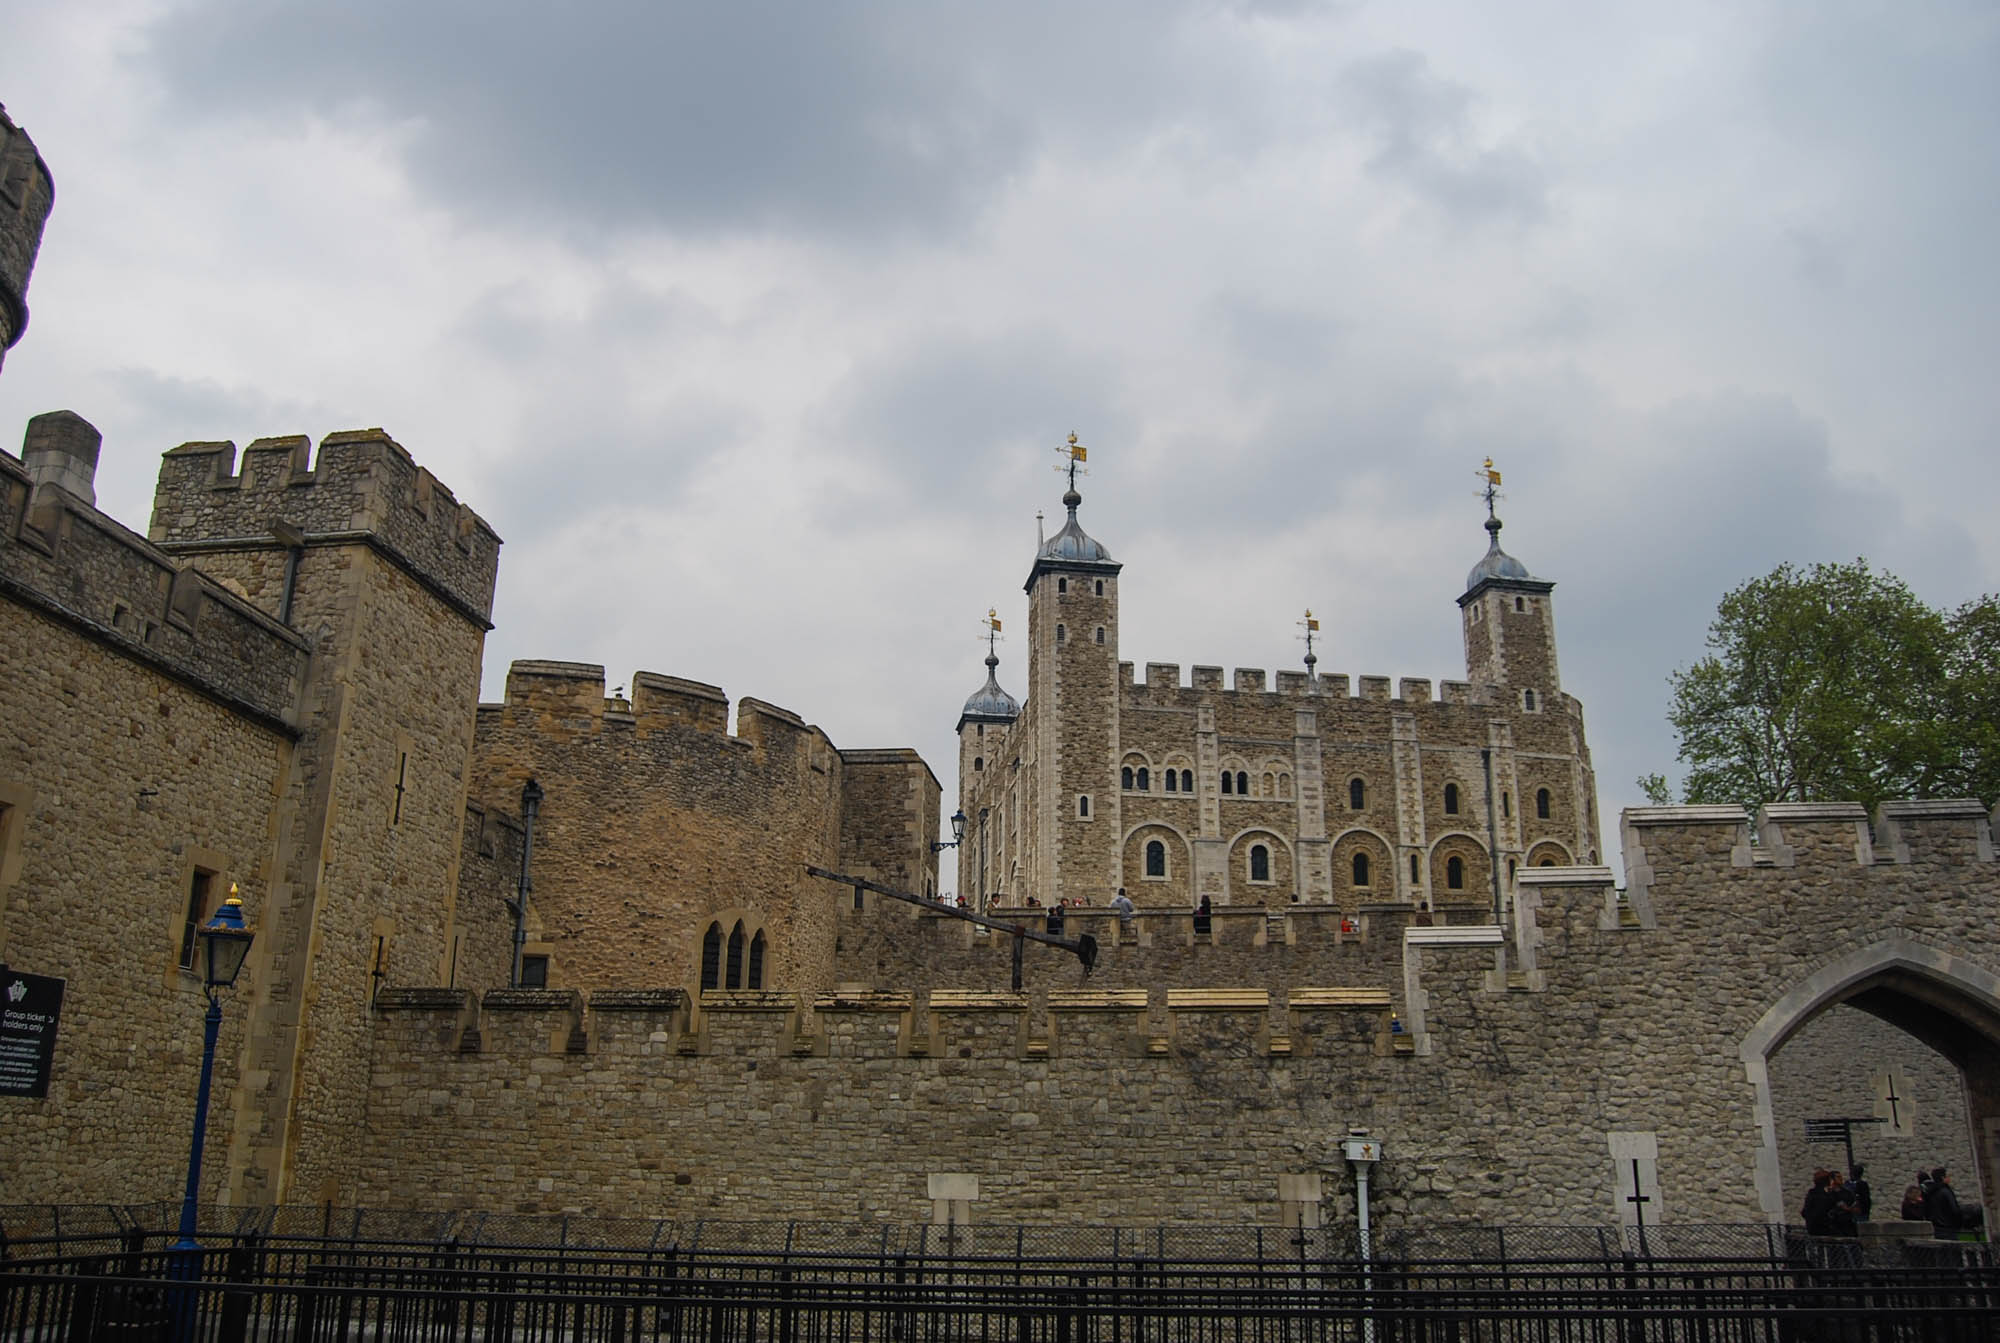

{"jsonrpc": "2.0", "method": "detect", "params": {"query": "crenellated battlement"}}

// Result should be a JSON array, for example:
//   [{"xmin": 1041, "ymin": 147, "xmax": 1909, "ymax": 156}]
[
  {"xmin": 487, "ymin": 660, "xmax": 828, "ymax": 759},
  {"xmin": 1118, "ymin": 660, "xmax": 1508, "ymax": 712},
  {"xmin": 148, "ymin": 428, "xmax": 501, "ymax": 626},
  {"xmin": 0, "ymin": 437, "xmax": 308, "ymax": 731}
]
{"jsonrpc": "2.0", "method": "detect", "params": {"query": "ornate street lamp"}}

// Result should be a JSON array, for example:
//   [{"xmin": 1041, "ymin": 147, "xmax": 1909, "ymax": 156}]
[
  {"xmin": 930, "ymin": 809, "xmax": 967, "ymax": 854},
  {"xmin": 170, "ymin": 890, "xmax": 254, "ymax": 1326}
]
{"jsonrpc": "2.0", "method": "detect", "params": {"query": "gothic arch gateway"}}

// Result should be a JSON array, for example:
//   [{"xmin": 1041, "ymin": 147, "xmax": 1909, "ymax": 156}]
[{"xmin": 1740, "ymin": 937, "xmax": 2000, "ymax": 1225}]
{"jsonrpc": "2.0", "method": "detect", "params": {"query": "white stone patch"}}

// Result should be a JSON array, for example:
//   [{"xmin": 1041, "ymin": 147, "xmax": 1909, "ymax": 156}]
[{"xmin": 1607, "ymin": 1131, "xmax": 1664, "ymax": 1228}]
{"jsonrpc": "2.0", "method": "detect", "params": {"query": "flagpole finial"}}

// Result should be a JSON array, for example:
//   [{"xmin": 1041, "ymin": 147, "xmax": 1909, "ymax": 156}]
[{"xmin": 1298, "ymin": 608, "xmax": 1322, "ymax": 688}]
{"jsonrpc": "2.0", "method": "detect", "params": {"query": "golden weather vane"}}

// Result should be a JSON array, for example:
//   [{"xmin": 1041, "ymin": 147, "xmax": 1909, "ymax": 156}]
[
  {"xmin": 1053, "ymin": 431, "xmax": 1089, "ymax": 491},
  {"xmin": 983, "ymin": 607, "xmax": 1005, "ymax": 656},
  {"xmin": 1478, "ymin": 457, "xmax": 1503, "ymax": 518},
  {"xmin": 1297, "ymin": 608, "xmax": 1321, "ymax": 674}
]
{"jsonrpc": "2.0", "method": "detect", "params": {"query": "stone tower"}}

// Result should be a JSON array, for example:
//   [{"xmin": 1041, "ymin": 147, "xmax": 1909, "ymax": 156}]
[
  {"xmin": 1457, "ymin": 508, "xmax": 1561, "ymax": 706},
  {"xmin": 148, "ymin": 431, "xmax": 501, "ymax": 1205},
  {"xmin": 1024, "ymin": 481, "xmax": 1122, "ymax": 904},
  {"xmin": 956, "ymin": 641, "xmax": 1020, "ymax": 903},
  {"xmin": 0, "ymin": 104, "xmax": 55, "ymax": 376}
]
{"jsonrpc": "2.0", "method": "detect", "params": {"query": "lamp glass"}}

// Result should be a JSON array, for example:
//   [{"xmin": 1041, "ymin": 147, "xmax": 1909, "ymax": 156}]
[
  {"xmin": 950, "ymin": 809, "xmax": 967, "ymax": 844},
  {"xmin": 200, "ymin": 898, "xmax": 255, "ymax": 989}
]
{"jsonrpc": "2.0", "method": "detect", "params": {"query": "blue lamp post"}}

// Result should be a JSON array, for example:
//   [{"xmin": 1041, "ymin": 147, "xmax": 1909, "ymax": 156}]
[{"xmin": 170, "ymin": 890, "xmax": 254, "ymax": 1321}]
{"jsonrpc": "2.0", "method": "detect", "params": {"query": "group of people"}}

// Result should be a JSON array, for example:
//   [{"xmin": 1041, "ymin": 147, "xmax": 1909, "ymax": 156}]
[
  {"xmin": 1805, "ymin": 1163, "xmax": 1985, "ymax": 1237},
  {"xmin": 1898, "ymin": 1167, "xmax": 1985, "ymax": 1235}
]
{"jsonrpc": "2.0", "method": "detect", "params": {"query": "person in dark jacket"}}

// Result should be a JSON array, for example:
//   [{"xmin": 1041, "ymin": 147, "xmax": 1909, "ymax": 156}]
[
  {"xmin": 1824, "ymin": 1171, "xmax": 1859, "ymax": 1237},
  {"xmin": 1900, "ymin": 1184, "xmax": 1927, "ymax": 1221},
  {"xmin": 1925, "ymin": 1168, "xmax": 1985, "ymax": 1234},
  {"xmin": 1848, "ymin": 1165, "xmax": 1872, "ymax": 1222},
  {"xmin": 1802, "ymin": 1169, "xmax": 1835, "ymax": 1235}
]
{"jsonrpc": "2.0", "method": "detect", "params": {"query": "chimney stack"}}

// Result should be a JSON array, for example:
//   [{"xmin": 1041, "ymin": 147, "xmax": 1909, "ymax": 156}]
[{"xmin": 22, "ymin": 410, "xmax": 102, "ymax": 506}]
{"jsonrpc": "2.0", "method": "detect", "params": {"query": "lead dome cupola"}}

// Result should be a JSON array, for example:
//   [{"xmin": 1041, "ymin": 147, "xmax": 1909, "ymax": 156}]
[
  {"xmin": 959, "ymin": 651, "xmax": 1019, "ymax": 726},
  {"xmin": 1465, "ymin": 515, "xmax": 1534, "ymax": 591},
  {"xmin": 1038, "ymin": 487, "xmax": 1113, "ymax": 564}
]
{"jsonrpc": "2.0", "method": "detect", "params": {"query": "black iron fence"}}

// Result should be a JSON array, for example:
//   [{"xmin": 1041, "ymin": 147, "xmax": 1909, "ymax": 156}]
[{"xmin": 2, "ymin": 1209, "xmax": 1995, "ymax": 1343}]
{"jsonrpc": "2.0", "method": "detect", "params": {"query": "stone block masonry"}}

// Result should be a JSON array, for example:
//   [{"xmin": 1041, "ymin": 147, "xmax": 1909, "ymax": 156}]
[
  {"xmin": 0, "ymin": 105, "xmax": 54, "ymax": 375},
  {"xmin": 353, "ymin": 800, "xmax": 2000, "ymax": 1230}
]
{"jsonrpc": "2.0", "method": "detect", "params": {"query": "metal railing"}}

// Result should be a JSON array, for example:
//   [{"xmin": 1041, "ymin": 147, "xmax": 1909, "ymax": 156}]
[{"xmin": 3, "ymin": 1210, "xmax": 1995, "ymax": 1343}]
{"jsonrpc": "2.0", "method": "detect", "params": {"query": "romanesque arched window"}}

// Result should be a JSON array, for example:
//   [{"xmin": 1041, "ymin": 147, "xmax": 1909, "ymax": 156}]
[
  {"xmin": 1539, "ymin": 857, "xmax": 1557, "ymax": 867},
  {"xmin": 1236, "ymin": 771, "xmax": 1249, "ymax": 796},
  {"xmin": 1221, "ymin": 772, "xmax": 1233, "ymax": 795},
  {"xmin": 973, "ymin": 757, "xmax": 983, "ymax": 772},
  {"xmin": 1137, "ymin": 767, "xmax": 1150, "ymax": 791},
  {"xmin": 1145, "ymin": 840, "xmax": 1166, "ymax": 877},
  {"xmin": 1444, "ymin": 783, "xmax": 1460, "ymax": 815},
  {"xmin": 1078, "ymin": 795, "xmax": 1090, "ymax": 818},
  {"xmin": 747, "ymin": 930, "xmax": 766, "ymax": 989},
  {"xmin": 1410, "ymin": 853, "xmax": 1420, "ymax": 884},
  {"xmin": 1523, "ymin": 689, "xmax": 1537, "ymax": 711},
  {"xmin": 1122, "ymin": 766, "xmax": 1134, "ymax": 790},
  {"xmin": 1279, "ymin": 773, "xmax": 1292, "ymax": 799},
  {"xmin": 726, "ymin": 921, "xmax": 746, "ymax": 988},
  {"xmin": 1095, "ymin": 626, "xmax": 1105, "ymax": 644},
  {"xmin": 1536, "ymin": 788, "xmax": 1551, "ymax": 819},
  {"xmin": 1446, "ymin": 856, "xmax": 1465, "ymax": 890},
  {"xmin": 1262, "ymin": 772, "xmax": 1275, "ymax": 797},
  {"xmin": 1094, "ymin": 580, "xmax": 1104, "ymax": 596},
  {"xmin": 1250, "ymin": 845, "xmax": 1270, "ymax": 883},
  {"xmin": 1180, "ymin": 769, "xmax": 1193, "ymax": 792},
  {"xmin": 1056, "ymin": 624, "xmax": 1067, "ymax": 645},
  {"xmin": 1165, "ymin": 770, "xmax": 1177, "ymax": 792},
  {"xmin": 1352, "ymin": 852, "xmax": 1370, "ymax": 887},
  {"xmin": 1058, "ymin": 577, "xmax": 1068, "ymax": 594},
  {"xmin": 1349, "ymin": 778, "xmax": 1365, "ymax": 809},
  {"xmin": 701, "ymin": 922, "xmax": 722, "ymax": 990}
]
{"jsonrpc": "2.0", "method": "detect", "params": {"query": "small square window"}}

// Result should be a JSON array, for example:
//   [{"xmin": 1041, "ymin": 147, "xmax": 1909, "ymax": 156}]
[{"xmin": 519, "ymin": 955, "xmax": 549, "ymax": 988}]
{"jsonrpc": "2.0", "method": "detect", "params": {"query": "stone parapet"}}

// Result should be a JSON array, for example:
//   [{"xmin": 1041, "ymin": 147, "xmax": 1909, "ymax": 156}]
[
  {"xmin": 148, "ymin": 429, "xmax": 501, "ymax": 626},
  {"xmin": 0, "ymin": 445, "xmax": 308, "ymax": 732}
]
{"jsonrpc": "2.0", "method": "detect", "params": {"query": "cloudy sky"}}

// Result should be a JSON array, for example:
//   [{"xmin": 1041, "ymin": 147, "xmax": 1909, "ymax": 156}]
[{"xmin": 4, "ymin": 1, "xmax": 1996, "ymax": 879}]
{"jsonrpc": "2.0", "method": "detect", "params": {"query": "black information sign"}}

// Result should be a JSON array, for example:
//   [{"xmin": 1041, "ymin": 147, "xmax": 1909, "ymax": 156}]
[{"xmin": 0, "ymin": 967, "xmax": 64, "ymax": 1099}]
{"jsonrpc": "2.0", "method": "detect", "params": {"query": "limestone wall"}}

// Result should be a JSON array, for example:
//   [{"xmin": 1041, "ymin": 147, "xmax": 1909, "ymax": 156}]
[
  {"xmin": 466, "ymin": 663, "xmax": 853, "ymax": 996},
  {"xmin": 0, "ymin": 599, "xmax": 291, "ymax": 1202},
  {"xmin": 837, "ymin": 749, "xmax": 942, "ymax": 899}
]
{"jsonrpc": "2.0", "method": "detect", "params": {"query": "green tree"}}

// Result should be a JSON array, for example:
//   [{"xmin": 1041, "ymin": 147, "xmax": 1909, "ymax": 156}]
[{"xmin": 1658, "ymin": 560, "xmax": 2000, "ymax": 813}]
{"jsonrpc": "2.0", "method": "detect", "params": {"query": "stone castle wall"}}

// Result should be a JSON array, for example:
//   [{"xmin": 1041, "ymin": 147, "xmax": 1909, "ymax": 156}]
[
  {"xmin": 464, "ymin": 663, "xmax": 937, "ymax": 998},
  {"xmin": 352, "ymin": 801, "xmax": 2000, "ymax": 1229}
]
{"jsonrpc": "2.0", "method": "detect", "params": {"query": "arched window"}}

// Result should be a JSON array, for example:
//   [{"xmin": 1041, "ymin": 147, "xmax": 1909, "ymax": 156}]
[
  {"xmin": 1502, "ymin": 792, "xmax": 1511, "ymax": 818},
  {"xmin": 1094, "ymin": 580, "xmax": 1104, "ymax": 596},
  {"xmin": 1262, "ymin": 772, "xmax": 1275, "ymax": 797},
  {"xmin": 1145, "ymin": 840, "xmax": 1166, "ymax": 877},
  {"xmin": 1515, "ymin": 596, "xmax": 1525, "ymax": 612},
  {"xmin": 1349, "ymin": 778, "xmax": 1365, "ymax": 809},
  {"xmin": 1058, "ymin": 577, "xmax": 1068, "ymax": 594},
  {"xmin": 1095, "ymin": 627, "xmax": 1105, "ymax": 644},
  {"xmin": 1137, "ymin": 767, "xmax": 1150, "ymax": 791},
  {"xmin": 726, "ymin": 921, "xmax": 746, "ymax": 989},
  {"xmin": 1221, "ymin": 772, "xmax": 1233, "ymax": 795},
  {"xmin": 1539, "ymin": 857, "xmax": 1557, "ymax": 867},
  {"xmin": 973, "ymin": 757, "xmax": 983, "ymax": 772},
  {"xmin": 1181, "ymin": 769, "xmax": 1193, "ymax": 792},
  {"xmin": 1352, "ymin": 853, "xmax": 1370, "ymax": 887},
  {"xmin": 1122, "ymin": 766, "xmax": 1134, "ymax": 790},
  {"xmin": 1443, "ymin": 783, "xmax": 1460, "ymax": 815},
  {"xmin": 1279, "ymin": 773, "xmax": 1292, "ymax": 799},
  {"xmin": 1236, "ymin": 771, "xmax": 1249, "ymax": 795},
  {"xmin": 1523, "ymin": 689, "xmax": 1536, "ymax": 711},
  {"xmin": 1164, "ymin": 770, "xmax": 1177, "ymax": 793},
  {"xmin": 1078, "ymin": 795, "xmax": 1090, "ymax": 818},
  {"xmin": 701, "ymin": 922, "xmax": 722, "ymax": 990},
  {"xmin": 747, "ymin": 931, "xmax": 766, "ymax": 990},
  {"xmin": 1410, "ymin": 854, "xmax": 1420, "ymax": 884},
  {"xmin": 1056, "ymin": 624, "xmax": 1067, "ymax": 645},
  {"xmin": 1446, "ymin": 856, "xmax": 1465, "ymax": 890},
  {"xmin": 1250, "ymin": 845, "xmax": 1271, "ymax": 883},
  {"xmin": 1536, "ymin": 788, "xmax": 1551, "ymax": 819}
]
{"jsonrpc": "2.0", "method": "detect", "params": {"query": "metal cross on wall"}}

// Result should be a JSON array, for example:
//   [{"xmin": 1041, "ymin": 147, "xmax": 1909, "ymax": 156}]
[{"xmin": 1624, "ymin": 1159, "xmax": 1652, "ymax": 1229}]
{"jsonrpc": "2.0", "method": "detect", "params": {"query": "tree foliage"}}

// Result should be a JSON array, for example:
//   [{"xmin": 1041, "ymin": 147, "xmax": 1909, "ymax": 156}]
[{"xmin": 1656, "ymin": 560, "xmax": 2000, "ymax": 813}]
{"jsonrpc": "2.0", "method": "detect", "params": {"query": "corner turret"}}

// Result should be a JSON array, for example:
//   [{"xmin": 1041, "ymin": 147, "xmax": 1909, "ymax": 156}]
[
  {"xmin": 0, "ymin": 104, "xmax": 56, "ymax": 376},
  {"xmin": 1457, "ymin": 473, "xmax": 1561, "ymax": 699}
]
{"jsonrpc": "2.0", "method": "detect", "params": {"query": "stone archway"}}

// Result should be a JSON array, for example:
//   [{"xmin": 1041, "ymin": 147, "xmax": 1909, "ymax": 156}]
[{"xmin": 1740, "ymin": 937, "xmax": 2000, "ymax": 1227}]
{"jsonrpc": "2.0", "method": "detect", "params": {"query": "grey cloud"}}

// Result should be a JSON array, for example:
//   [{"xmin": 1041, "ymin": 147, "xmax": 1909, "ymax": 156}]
[
  {"xmin": 1336, "ymin": 50, "xmax": 1548, "ymax": 225},
  {"xmin": 137, "ymin": 0, "xmax": 1246, "ymax": 243}
]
